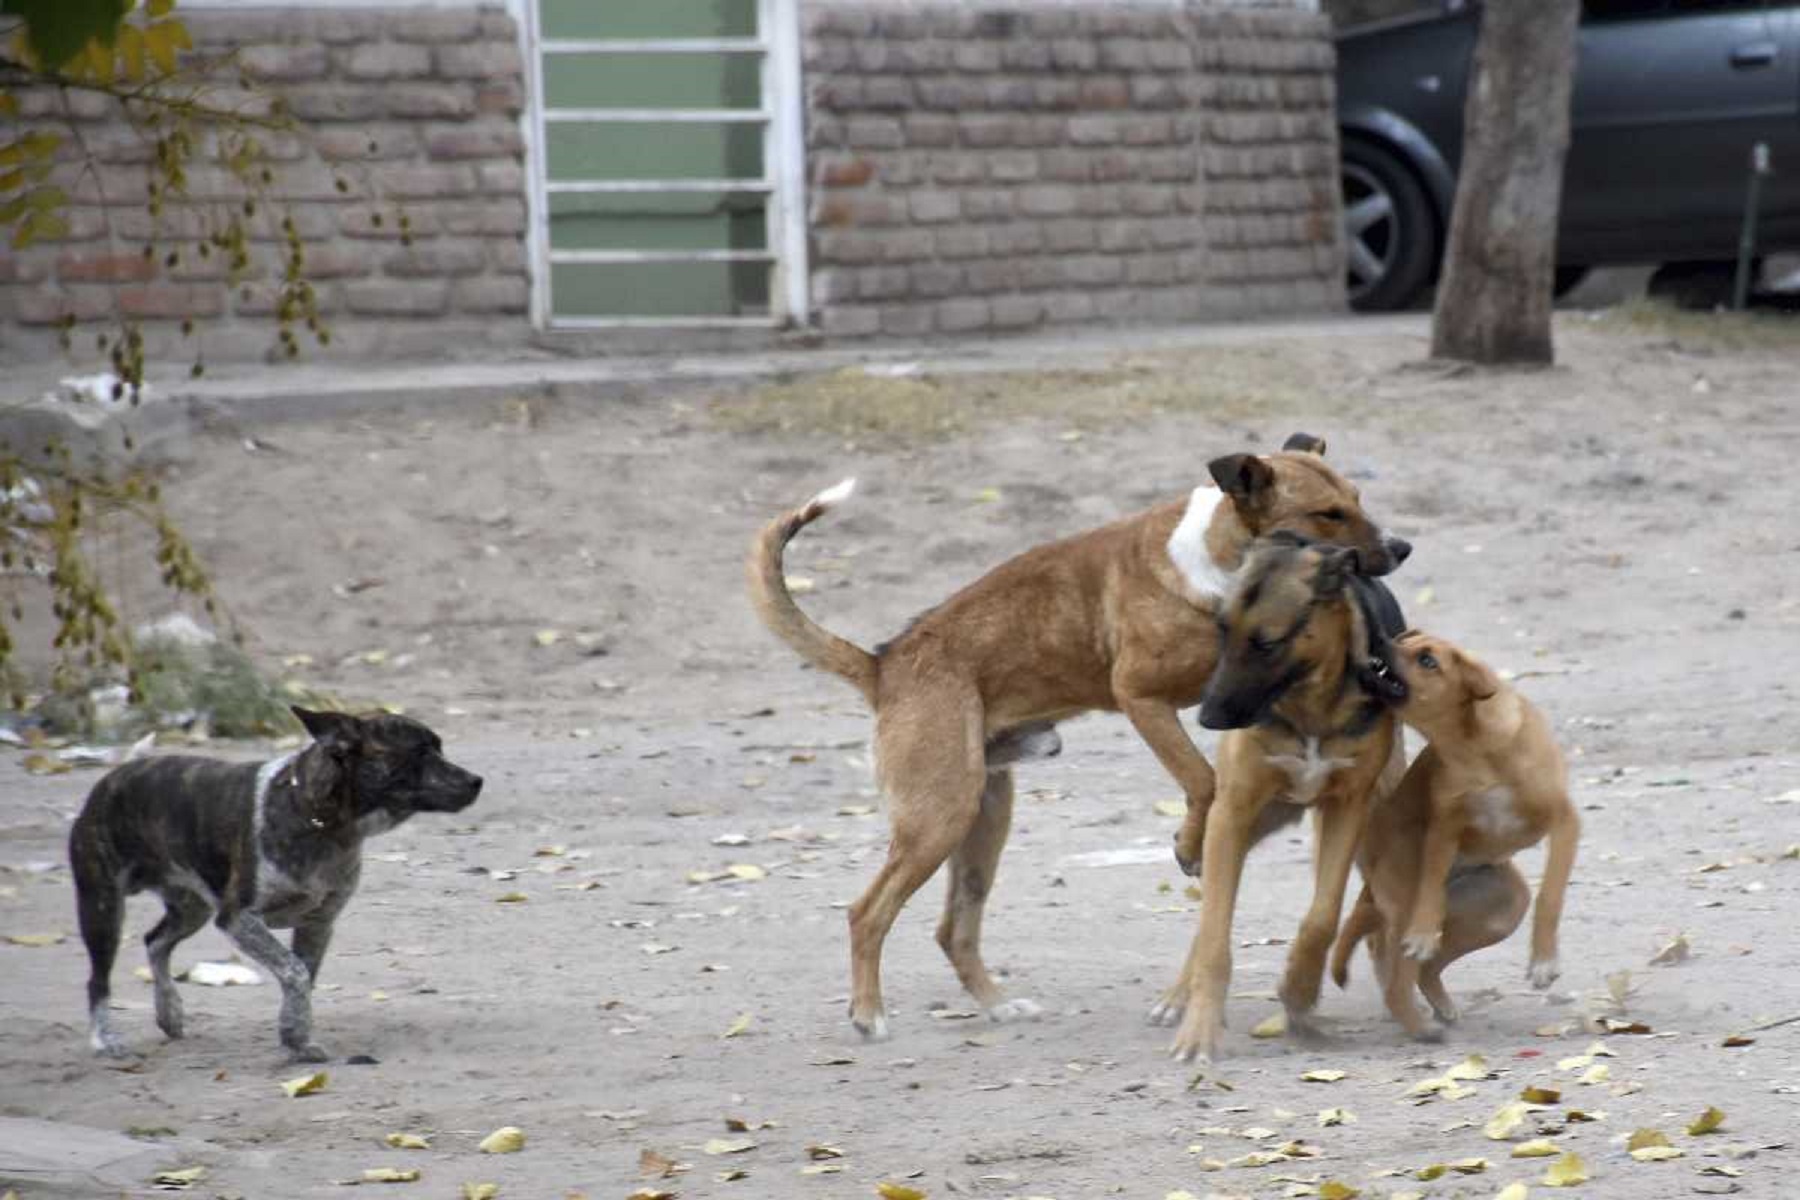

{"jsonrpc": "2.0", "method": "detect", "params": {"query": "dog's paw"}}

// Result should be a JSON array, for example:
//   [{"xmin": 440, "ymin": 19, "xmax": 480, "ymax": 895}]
[
  {"xmin": 850, "ymin": 1011, "xmax": 891, "ymax": 1043},
  {"xmin": 1528, "ymin": 956, "xmax": 1560, "ymax": 990},
  {"xmin": 1401, "ymin": 931, "xmax": 1441, "ymax": 962},
  {"xmin": 1411, "ymin": 1022, "xmax": 1447, "ymax": 1044},
  {"xmin": 286, "ymin": 1042, "xmax": 330, "ymax": 1064},
  {"xmin": 987, "ymin": 997, "xmax": 1044, "ymax": 1025},
  {"xmin": 1146, "ymin": 991, "xmax": 1185, "ymax": 1027},
  {"xmin": 91, "ymin": 1036, "xmax": 132, "ymax": 1060},
  {"xmin": 1428, "ymin": 999, "xmax": 1461, "ymax": 1025},
  {"xmin": 154, "ymin": 993, "xmax": 185, "ymax": 1040}
]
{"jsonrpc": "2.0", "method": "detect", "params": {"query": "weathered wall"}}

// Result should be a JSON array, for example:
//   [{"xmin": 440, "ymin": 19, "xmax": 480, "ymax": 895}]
[
  {"xmin": 0, "ymin": 5, "xmax": 529, "ymax": 365},
  {"xmin": 802, "ymin": 2, "xmax": 1344, "ymax": 337}
]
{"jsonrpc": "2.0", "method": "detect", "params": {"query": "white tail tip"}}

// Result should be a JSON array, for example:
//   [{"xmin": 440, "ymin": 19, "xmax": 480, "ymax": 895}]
[{"xmin": 812, "ymin": 478, "xmax": 857, "ymax": 509}]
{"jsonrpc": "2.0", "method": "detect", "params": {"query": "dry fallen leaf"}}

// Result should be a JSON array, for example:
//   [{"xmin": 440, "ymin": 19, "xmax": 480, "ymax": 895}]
[
  {"xmin": 1542, "ymin": 1152, "xmax": 1589, "ymax": 1187},
  {"xmin": 150, "ymin": 1166, "xmax": 207, "ymax": 1188},
  {"xmin": 22, "ymin": 753, "xmax": 72, "ymax": 775},
  {"xmin": 1154, "ymin": 799, "xmax": 1186, "ymax": 818},
  {"xmin": 1576, "ymin": 1064, "xmax": 1610, "ymax": 1085},
  {"xmin": 1687, "ymin": 1106, "xmax": 1726, "ymax": 1135},
  {"xmin": 726, "ymin": 863, "xmax": 767, "ymax": 882},
  {"xmin": 280, "ymin": 1071, "xmax": 328, "ymax": 1098},
  {"xmin": 1648, "ymin": 933, "xmax": 1690, "ymax": 966},
  {"xmin": 1495, "ymin": 1185, "xmax": 1529, "ymax": 1200},
  {"xmin": 1251, "ymin": 1012, "xmax": 1286, "ymax": 1039},
  {"xmin": 1317, "ymin": 1182, "xmax": 1359, "ymax": 1200},
  {"xmin": 627, "ymin": 1191, "xmax": 677, "ymax": 1200},
  {"xmin": 1625, "ymin": 1129, "xmax": 1669, "ymax": 1152},
  {"xmin": 460, "ymin": 1185, "xmax": 498, "ymax": 1200},
  {"xmin": 1628, "ymin": 1145, "xmax": 1683, "ymax": 1162},
  {"xmin": 384, "ymin": 1133, "xmax": 430, "ymax": 1150},
  {"xmin": 1301, "ymin": 1069, "xmax": 1347, "ymax": 1083},
  {"xmin": 638, "ymin": 1149, "xmax": 685, "ymax": 1178},
  {"xmin": 806, "ymin": 1144, "xmax": 844, "ymax": 1160},
  {"xmin": 1722, "ymin": 1034, "xmax": 1755, "ymax": 1048},
  {"xmin": 361, "ymin": 1167, "xmax": 421, "ymax": 1183},
  {"xmin": 722, "ymin": 1012, "xmax": 752, "ymax": 1039},
  {"xmin": 3, "ymin": 932, "xmax": 64, "ymax": 947},
  {"xmin": 477, "ymin": 1127, "xmax": 525, "ymax": 1154},
  {"xmin": 1318, "ymin": 1107, "xmax": 1356, "ymax": 1127},
  {"xmin": 1447, "ymin": 1055, "xmax": 1492, "ymax": 1081},
  {"xmin": 800, "ymin": 1163, "xmax": 843, "ymax": 1176},
  {"xmin": 1520, "ymin": 1086, "xmax": 1561, "ymax": 1104},
  {"xmin": 1512, "ymin": 1140, "xmax": 1561, "ymax": 1158},
  {"xmin": 1485, "ymin": 1102, "xmax": 1529, "ymax": 1140},
  {"xmin": 875, "ymin": 1183, "xmax": 926, "ymax": 1200},
  {"xmin": 702, "ymin": 1138, "xmax": 757, "ymax": 1155}
]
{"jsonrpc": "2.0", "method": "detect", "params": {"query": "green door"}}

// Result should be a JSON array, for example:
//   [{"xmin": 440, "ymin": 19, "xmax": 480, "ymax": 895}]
[{"xmin": 529, "ymin": 0, "xmax": 806, "ymax": 327}]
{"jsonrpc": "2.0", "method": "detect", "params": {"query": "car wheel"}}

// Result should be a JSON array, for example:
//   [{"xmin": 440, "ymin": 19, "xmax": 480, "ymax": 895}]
[
  {"xmin": 1646, "ymin": 260, "xmax": 1746, "ymax": 311},
  {"xmin": 1341, "ymin": 139, "xmax": 1435, "ymax": 312}
]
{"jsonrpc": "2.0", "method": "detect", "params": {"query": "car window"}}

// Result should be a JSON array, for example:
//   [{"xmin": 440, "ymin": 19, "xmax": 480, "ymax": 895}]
[{"xmin": 1582, "ymin": 0, "xmax": 1669, "ymax": 19}]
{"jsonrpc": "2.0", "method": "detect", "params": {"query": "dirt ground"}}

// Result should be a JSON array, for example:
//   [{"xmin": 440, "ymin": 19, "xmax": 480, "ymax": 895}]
[{"xmin": 3, "ymin": 310, "xmax": 1799, "ymax": 1200}]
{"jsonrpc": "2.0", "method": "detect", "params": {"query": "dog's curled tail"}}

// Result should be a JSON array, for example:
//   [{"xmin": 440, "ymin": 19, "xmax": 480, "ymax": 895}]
[
  {"xmin": 1328, "ymin": 883, "xmax": 1381, "ymax": 989},
  {"xmin": 747, "ymin": 479, "xmax": 878, "ymax": 706}
]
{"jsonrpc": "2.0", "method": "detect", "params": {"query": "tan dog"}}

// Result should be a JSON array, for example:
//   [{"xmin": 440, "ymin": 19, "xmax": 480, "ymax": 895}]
[
  {"xmin": 1328, "ymin": 631, "xmax": 1578, "ymax": 1040},
  {"xmin": 748, "ymin": 436, "xmax": 1409, "ymax": 1039},
  {"xmin": 1155, "ymin": 534, "xmax": 1408, "ymax": 1063}
]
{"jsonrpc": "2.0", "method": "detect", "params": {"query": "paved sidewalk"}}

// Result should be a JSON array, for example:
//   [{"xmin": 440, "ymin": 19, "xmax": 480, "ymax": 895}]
[{"xmin": 0, "ymin": 1116, "xmax": 211, "ymax": 1197}]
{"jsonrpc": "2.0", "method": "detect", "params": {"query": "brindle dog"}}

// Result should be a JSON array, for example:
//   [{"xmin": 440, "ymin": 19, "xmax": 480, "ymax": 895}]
[{"xmin": 1153, "ymin": 533, "xmax": 1408, "ymax": 1063}]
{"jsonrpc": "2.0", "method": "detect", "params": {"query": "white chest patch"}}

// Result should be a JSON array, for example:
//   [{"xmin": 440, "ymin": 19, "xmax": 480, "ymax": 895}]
[
  {"xmin": 251, "ymin": 751, "xmax": 303, "ymax": 897},
  {"xmin": 1469, "ymin": 785, "xmax": 1524, "ymax": 840},
  {"xmin": 1166, "ymin": 486, "xmax": 1235, "ymax": 600},
  {"xmin": 1265, "ymin": 738, "xmax": 1352, "ymax": 806}
]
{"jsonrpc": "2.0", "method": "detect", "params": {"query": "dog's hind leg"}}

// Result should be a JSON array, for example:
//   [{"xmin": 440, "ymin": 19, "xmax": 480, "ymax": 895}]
[
  {"xmin": 219, "ymin": 909, "xmax": 328, "ymax": 1062},
  {"xmin": 74, "ymin": 858, "xmax": 129, "ymax": 1058},
  {"xmin": 849, "ymin": 695, "xmax": 986, "ymax": 1041},
  {"xmin": 1329, "ymin": 883, "xmax": 1380, "ymax": 989},
  {"xmin": 146, "ymin": 888, "xmax": 212, "ymax": 1040},
  {"xmin": 936, "ymin": 767, "xmax": 1040, "ymax": 1025}
]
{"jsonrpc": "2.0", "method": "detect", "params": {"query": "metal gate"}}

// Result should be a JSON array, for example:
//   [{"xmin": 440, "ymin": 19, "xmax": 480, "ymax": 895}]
[{"xmin": 525, "ymin": 0, "xmax": 807, "ymax": 329}]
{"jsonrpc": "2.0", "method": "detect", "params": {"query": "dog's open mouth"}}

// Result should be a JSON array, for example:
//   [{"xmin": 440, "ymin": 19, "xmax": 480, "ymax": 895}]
[{"xmin": 1363, "ymin": 655, "xmax": 1409, "ymax": 704}]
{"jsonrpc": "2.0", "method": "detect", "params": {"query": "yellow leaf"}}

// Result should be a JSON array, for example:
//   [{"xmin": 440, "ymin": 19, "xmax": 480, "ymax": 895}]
[
  {"xmin": 1687, "ymin": 1106, "xmax": 1726, "ymax": 1135},
  {"xmin": 726, "ymin": 863, "xmax": 767, "ymax": 881},
  {"xmin": 1629, "ymin": 1146, "xmax": 1684, "ymax": 1162},
  {"xmin": 361, "ymin": 1167, "xmax": 421, "ymax": 1183},
  {"xmin": 805, "ymin": 1144, "xmax": 844, "ymax": 1160},
  {"xmin": 1414, "ymin": 1165, "xmax": 1448, "ymax": 1181},
  {"xmin": 148, "ymin": 0, "xmax": 176, "ymax": 15},
  {"xmin": 1542, "ymin": 1152, "xmax": 1588, "ymax": 1188},
  {"xmin": 1519, "ymin": 1086, "xmax": 1561, "ymax": 1104},
  {"xmin": 1576, "ymin": 1064, "xmax": 1609, "ymax": 1085},
  {"xmin": 702, "ymin": 1138, "xmax": 756, "ymax": 1155},
  {"xmin": 1301, "ymin": 1069, "xmax": 1347, "ymax": 1083},
  {"xmin": 477, "ymin": 1126, "xmax": 525, "ymax": 1154},
  {"xmin": 1317, "ymin": 1107, "xmax": 1355, "ymax": 1127},
  {"xmin": 1154, "ymin": 798, "xmax": 1186, "ymax": 818},
  {"xmin": 143, "ymin": 19, "xmax": 192, "ymax": 75},
  {"xmin": 1484, "ymin": 1102, "xmax": 1528, "ymax": 1140},
  {"xmin": 1446, "ymin": 1054, "xmax": 1491, "ymax": 1081},
  {"xmin": 117, "ymin": 24, "xmax": 145, "ymax": 82},
  {"xmin": 1449, "ymin": 1158, "xmax": 1490, "ymax": 1175},
  {"xmin": 151, "ymin": 1166, "xmax": 207, "ymax": 1187},
  {"xmin": 385, "ymin": 1133, "xmax": 431, "ymax": 1150},
  {"xmin": 876, "ymin": 1184, "xmax": 926, "ymax": 1200},
  {"xmin": 722, "ymin": 1012, "xmax": 752, "ymax": 1039},
  {"xmin": 494, "ymin": 892, "xmax": 528, "ymax": 904},
  {"xmin": 280, "ymin": 1071, "xmax": 328, "ymax": 1098},
  {"xmin": 1251, "ymin": 1012, "xmax": 1286, "ymax": 1038},
  {"xmin": 799, "ymin": 1164, "xmax": 843, "ymax": 1175},
  {"xmin": 1555, "ymin": 1054, "xmax": 1591, "ymax": 1072},
  {"xmin": 628, "ymin": 1190, "xmax": 677, "ymax": 1200},
  {"xmin": 1625, "ymin": 1129, "xmax": 1668, "ymax": 1152},
  {"xmin": 23, "ymin": 753, "xmax": 71, "ymax": 775},
  {"xmin": 1563, "ymin": 1110, "xmax": 1601, "ymax": 1123},
  {"xmin": 1496, "ymin": 1185, "xmax": 1530, "ymax": 1200},
  {"xmin": 1512, "ymin": 1140, "xmax": 1560, "ymax": 1158},
  {"xmin": 4, "ymin": 932, "xmax": 65, "ymax": 947},
  {"xmin": 1648, "ymin": 932, "xmax": 1690, "ymax": 965},
  {"xmin": 461, "ymin": 1186, "xmax": 498, "ymax": 1200},
  {"xmin": 1318, "ymin": 1182, "xmax": 1359, "ymax": 1200},
  {"xmin": 716, "ymin": 1168, "xmax": 749, "ymax": 1181}
]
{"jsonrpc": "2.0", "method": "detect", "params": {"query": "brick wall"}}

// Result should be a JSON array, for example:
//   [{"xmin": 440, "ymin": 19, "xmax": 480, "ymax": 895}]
[
  {"xmin": 0, "ymin": 5, "xmax": 529, "ymax": 364},
  {"xmin": 803, "ymin": 2, "xmax": 1345, "ymax": 338}
]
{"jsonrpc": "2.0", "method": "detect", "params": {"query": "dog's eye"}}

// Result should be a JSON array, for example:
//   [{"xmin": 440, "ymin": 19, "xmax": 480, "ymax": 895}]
[
  {"xmin": 1314, "ymin": 508, "xmax": 1346, "ymax": 522},
  {"xmin": 1418, "ymin": 652, "xmax": 1438, "ymax": 670},
  {"xmin": 1249, "ymin": 634, "xmax": 1276, "ymax": 656}
]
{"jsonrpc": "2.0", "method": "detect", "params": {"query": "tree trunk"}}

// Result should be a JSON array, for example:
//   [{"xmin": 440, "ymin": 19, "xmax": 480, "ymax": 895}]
[{"xmin": 1430, "ymin": 0, "xmax": 1581, "ymax": 365}]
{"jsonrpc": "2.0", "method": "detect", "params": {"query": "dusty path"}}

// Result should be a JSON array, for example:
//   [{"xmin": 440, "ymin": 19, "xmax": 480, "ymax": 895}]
[{"xmin": 3, "ymin": 311, "xmax": 1798, "ymax": 1198}]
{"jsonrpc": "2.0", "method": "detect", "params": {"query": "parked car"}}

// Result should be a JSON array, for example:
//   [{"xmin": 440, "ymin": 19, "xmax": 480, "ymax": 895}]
[{"xmin": 1335, "ymin": 0, "xmax": 1800, "ymax": 310}]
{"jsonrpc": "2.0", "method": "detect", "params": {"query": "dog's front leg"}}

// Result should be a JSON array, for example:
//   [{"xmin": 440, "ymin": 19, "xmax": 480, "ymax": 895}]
[
  {"xmin": 1279, "ymin": 792, "xmax": 1370, "ymax": 1038},
  {"xmin": 1117, "ymin": 695, "xmax": 1216, "ymax": 872},
  {"xmin": 292, "ymin": 891, "xmax": 352, "ymax": 987},
  {"xmin": 1400, "ymin": 804, "xmax": 1464, "ymax": 963},
  {"xmin": 1167, "ymin": 793, "xmax": 1259, "ymax": 1063},
  {"xmin": 218, "ymin": 909, "xmax": 327, "ymax": 1062},
  {"xmin": 1527, "ymin": 807, "xmax": 1580, "ymax": 989}
]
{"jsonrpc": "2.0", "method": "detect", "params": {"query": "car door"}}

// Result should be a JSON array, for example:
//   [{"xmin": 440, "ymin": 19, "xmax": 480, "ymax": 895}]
[{"xmin": 1561, "ymin": 0, "xmax": 1800, "ymax": 263}]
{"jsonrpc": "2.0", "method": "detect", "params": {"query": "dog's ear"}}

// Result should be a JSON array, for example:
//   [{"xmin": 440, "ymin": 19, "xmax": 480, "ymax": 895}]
[
  {"xmin": 292, "ymin": 707, "xmax": 363, "ymax": 756},
  {"xmin": 1311, "ymin": 545, "xmax": 1356, "ymax": 596},
  {"xmin": 1208, "ymin": 453, "xmax": 1275, "ymax": 508},
  {"xmin": 1455, "ymin": 652, "xmax": 1502, "ymax": 703},
  {"xmin": 1281, "ymin": 432, "xmax": 1327, "ymax": 456}
]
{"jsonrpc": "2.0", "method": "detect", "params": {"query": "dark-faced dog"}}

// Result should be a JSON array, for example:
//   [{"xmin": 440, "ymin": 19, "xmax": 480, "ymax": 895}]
[
  {"xmin": 749, "ymin": 434, "xmax": 1409, "ymax": 1041},
  {"xmin": 1154, "ymin": 534, "xmax": 1409, "ymax": 1062},
  {"xmin": 69, "ymin": 708, "xmax": 482, "ymax": 1061}
]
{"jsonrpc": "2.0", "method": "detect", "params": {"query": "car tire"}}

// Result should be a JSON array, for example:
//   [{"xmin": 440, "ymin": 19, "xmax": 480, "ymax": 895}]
[
  {"xmin": 1341, "ymin": 138, "xmax": 1436, "ymax": 312},
  {"xmin": 1646, "ymin": 260, "xmax": 1747, "ymax": 311}
]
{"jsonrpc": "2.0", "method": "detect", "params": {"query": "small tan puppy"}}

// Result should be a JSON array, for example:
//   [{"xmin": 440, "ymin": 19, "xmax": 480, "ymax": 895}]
[{"xmin": 1330, "ymin": 630, "xmax": 1578, "ymax": 1039}]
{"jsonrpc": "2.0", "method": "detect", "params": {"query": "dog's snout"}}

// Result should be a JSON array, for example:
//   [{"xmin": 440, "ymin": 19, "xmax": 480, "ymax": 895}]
[
  {"xmin": 1198, "ymin": 698, "xmax": 1251, "ymax": 731},
  {"xmin": 1385, "ymin": 536, "xmax": 1412, "ymax": 567}
]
